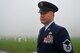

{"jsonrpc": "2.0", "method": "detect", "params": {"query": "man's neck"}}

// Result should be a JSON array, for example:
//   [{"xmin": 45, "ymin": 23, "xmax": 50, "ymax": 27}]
[{"xmin": 44, "ymin": 20, "xmax": 54, "ymax": 30}]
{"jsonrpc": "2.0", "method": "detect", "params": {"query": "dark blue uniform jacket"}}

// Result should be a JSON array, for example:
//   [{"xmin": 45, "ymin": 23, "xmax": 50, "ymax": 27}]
[{"xmin": 37, "ymin": 22, "xmax": 74, "ymax": 53}]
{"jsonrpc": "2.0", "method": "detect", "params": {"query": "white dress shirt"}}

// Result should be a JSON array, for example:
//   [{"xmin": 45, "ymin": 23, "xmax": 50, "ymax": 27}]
[{"xmin": 45, "ymin": 20, "xmax": 54, "ymax": 31}]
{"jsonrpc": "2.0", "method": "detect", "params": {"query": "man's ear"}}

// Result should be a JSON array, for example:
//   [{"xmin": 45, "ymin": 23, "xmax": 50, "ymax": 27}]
[{"xmin": 53, "ymin": 12, "xmax": 55, "ymax": 17}]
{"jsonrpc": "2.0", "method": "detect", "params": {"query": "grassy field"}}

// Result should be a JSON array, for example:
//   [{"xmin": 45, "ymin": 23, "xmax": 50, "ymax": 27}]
[
  {"xmin": 0, "ymin": 38, "xmax": 37, "ymax": 53},
  {"xmin": 0, "ymin": 37, "xmax": 80, "ymax": 53},
  {"xmin": 71, "ymin": 38, "xmax": 80, "ymax": 53}
]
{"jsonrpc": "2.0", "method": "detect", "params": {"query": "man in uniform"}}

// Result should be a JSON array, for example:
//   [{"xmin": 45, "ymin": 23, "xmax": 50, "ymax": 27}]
[{"xmin": 37, "ymin": 1, "xmax": 74, "ymax": 53}]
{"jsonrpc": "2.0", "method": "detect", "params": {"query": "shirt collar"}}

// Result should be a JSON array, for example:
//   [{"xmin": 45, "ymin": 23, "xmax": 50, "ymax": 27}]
[{"xmin": 45, "ymin": 20, "xmax": 54, "ymax": 31}]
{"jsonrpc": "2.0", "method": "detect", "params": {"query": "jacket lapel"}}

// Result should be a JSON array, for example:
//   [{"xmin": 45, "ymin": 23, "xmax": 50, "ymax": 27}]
[
  {"xmin": 38, "ymin": 22, "xmax": 55, "ymax": 47},
  {"xmin": 38, "ymin": 27, "xmax": 45, "ymax": 44}
]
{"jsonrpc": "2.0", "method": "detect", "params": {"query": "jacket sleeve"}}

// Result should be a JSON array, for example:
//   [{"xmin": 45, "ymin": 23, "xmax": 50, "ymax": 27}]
[{"xmin": 55, "ymin": 28, "xmax": 74, "ymax": 53}]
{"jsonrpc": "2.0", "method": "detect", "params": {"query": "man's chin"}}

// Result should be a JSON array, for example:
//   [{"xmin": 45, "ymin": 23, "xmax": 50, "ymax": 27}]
[
  {"xmin": 41, "ymin": 21, "xmax": 50, "ymax": 25},
  {"xmin": 41, "ymin": 22, "xmax": 47, "ymax": 25},
  {"xmin": 41, "ymin": 22, "xmax": 45, "ymax": 24}
]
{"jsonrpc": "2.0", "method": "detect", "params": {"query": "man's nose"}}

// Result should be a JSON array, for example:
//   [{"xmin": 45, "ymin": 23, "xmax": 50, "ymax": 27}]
[{"xmin": 40, "ymin": 14, "xmax": 44, "ymax": 18}]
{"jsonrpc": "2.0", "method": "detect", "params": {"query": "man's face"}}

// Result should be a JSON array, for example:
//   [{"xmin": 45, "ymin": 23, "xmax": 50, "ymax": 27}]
[{"xmin": 40, "ymin": 11, "xmax": 54, "ymax": 25}]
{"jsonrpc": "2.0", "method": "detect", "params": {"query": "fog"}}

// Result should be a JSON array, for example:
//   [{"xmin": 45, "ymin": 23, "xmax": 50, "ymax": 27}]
[{"xmin": 0, "ymin": 0, "xmax": 80, "ymax": 38}]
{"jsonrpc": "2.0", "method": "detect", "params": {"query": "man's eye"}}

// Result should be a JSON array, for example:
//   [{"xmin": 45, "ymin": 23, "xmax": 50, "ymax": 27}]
[{"xmin": 40, "ymin": 12, "xmax": 47, "ymax": 15}]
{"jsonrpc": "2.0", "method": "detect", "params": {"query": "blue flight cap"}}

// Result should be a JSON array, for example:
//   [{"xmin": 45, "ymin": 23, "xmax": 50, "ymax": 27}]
[{"xmin": 38, "ymin": 1, "xmax": 58, "ymax": 13}]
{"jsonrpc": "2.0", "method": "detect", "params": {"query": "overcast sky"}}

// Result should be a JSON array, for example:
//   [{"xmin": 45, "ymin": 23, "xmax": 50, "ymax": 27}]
[{"xmin": 0, "ymin": 0, "xmax": 80, "ymax": 38}]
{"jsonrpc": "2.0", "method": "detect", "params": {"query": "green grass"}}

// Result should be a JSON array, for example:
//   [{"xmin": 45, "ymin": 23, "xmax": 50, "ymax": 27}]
[
  {"xmin": 0, "ymin": 38, "xmax": 37, "ymax": 53},
  {"xmin": 71, "ymin": 38, "xmax": 80, "ymax": 53},
  {"xmin": 0, "ymin": 37, "xmax": 80, "ymax": 53}
]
